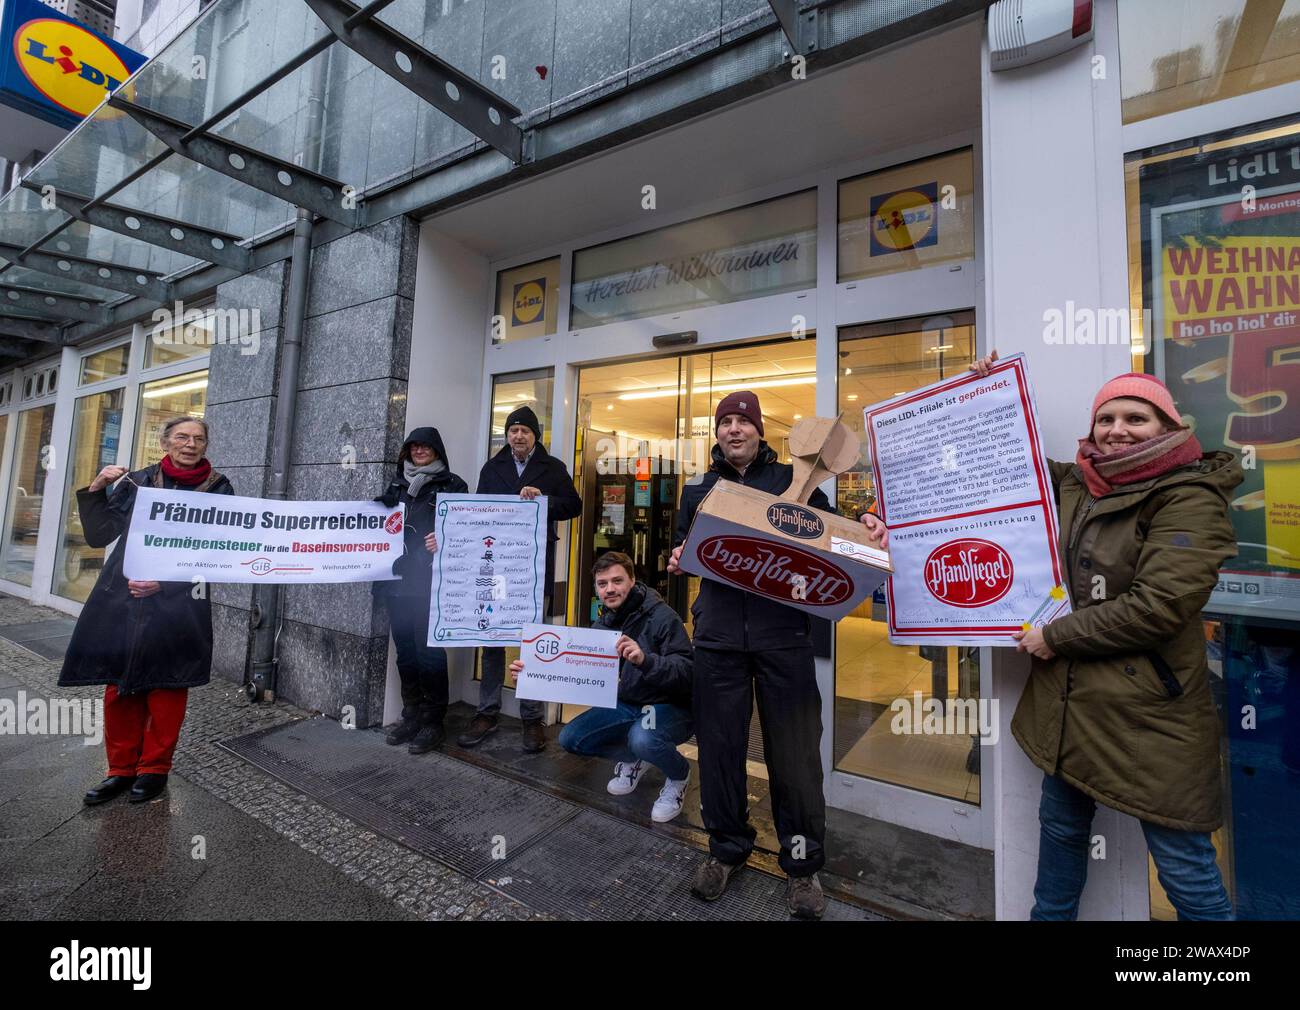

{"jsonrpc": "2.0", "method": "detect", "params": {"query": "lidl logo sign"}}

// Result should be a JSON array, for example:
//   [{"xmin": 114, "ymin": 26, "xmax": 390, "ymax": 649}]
[
  {"xmin": 869, "ymin": 181, "xmax": 939, "ymax": 256},
  {"xmin": 0, "ymin": 1, "xmax": 144, "ymax": 128},
  {"xmin": 14, "ymin": 18, "xmax": 129, "ymax": 116},
  {"xmin": 512, "ymin": 278, "xmax": 546, "ymax": 326}
]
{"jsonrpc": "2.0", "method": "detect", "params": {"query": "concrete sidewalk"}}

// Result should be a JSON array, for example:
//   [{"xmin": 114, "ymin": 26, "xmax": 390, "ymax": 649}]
[{"xmin": 0, "ymin": 594, "xmax": 539, "ymax": 921}]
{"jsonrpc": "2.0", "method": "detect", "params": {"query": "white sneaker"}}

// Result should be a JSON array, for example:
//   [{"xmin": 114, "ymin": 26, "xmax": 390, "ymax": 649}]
[
  {"xmin": 607, "ymin": 760, "xmax": 646, "ymax": 796},
  {"xmin": 651, "ymin": 771, "xmax": 690, "ymax": 822}
]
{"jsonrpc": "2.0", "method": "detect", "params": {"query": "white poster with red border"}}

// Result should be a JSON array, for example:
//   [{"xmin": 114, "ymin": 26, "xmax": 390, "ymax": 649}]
[{"xmin": 863, "ymin": 353, "xmax": 1070, "ymax": 645}]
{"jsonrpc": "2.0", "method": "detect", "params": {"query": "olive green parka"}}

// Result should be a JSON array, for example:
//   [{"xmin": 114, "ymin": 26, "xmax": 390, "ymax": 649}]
[{"xmin": 1010, "ymin": 451, "xmax": 1242, "ymax": 831}]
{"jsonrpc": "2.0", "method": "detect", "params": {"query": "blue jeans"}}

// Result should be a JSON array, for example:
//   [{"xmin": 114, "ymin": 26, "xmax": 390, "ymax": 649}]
[
  {"xmin": 1031, "ymin": 772, "xmax": 1233, "ymax": 921},
  {"xmin": 558, "ymin": 702, "xmax": 694, "ymax": 781}
]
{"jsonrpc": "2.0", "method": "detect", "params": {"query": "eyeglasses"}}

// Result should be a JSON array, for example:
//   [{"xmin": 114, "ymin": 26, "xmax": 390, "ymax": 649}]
[{"xmin": 170, "ymin": 434, "xmax": 208, "ymax": 445}]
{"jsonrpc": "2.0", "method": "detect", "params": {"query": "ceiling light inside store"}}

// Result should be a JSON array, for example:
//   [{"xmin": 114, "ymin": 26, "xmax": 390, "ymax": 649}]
[
  {"xmin": 618, "ymin": 374, "xmax": 816, "ymax": 401},
  {"xmin": 141, "ymin": 378, "xmax": 209, "ymax": 399},
  {"xmin": 926, "ymin": 344, "xmax": 954, "ymax": 353}
]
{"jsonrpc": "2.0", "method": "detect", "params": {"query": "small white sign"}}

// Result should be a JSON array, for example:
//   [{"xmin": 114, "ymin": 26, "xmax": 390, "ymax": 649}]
[{"xmin": 513, "ymin": 623, "xmax": 619, "ymax": 709}]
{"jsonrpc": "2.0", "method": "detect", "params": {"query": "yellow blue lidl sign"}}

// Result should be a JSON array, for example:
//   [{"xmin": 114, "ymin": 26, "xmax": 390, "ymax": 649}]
[
  {"xmin": 512, "ymin": 279, "xmax": 546, "ymax": 326},
  {"xmin": 0, "ymin": 0, "xmax": 144, "ymax": 128},
  {"xmin": 869, "ymin": 181, "xmax": 939, "ymax": 256}
]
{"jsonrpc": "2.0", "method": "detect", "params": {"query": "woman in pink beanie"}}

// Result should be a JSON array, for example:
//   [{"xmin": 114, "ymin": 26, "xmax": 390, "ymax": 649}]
[{"xmin": 862, "ymin": 351, "xmax": 1242, "ymax": 920}]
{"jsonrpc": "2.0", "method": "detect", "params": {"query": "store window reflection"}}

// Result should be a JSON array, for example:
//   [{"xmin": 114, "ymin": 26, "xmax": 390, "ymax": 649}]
[
  {"xmin": 834, "ymin": 315, "xmax": 979, "ymax": 803},
  {"xmin": 0, "ymin": 405, "xmax": 56, "ymax": 586},
  {"xmin": 54, "ymin": 389, "xmax": 124, "ymax": 602},
  {"xmin": 489, "ymin": 369, "xmax": 554, "ymax": 456},
  {"xmin": 133, "ymin": 371, "xmax": 208, "ymax": 466},
  {"xmin": 1119, "ymin": 0, "xmax": 1300, "ymax": 123}
]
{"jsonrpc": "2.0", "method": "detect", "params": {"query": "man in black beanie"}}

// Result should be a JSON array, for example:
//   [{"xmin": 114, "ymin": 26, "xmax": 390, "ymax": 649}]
[{"xmin": 457, "ymin": 405, "xmax": 582, "ymax": 753}]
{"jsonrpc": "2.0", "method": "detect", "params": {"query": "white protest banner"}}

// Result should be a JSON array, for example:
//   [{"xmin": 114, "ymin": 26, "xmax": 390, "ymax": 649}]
[
  {"xmin": 123, "ymin": 487, "xmax": 405, "ymax": 583},
  {"xmin": 864, "ymin": 352, "xmax": 1070, "ymax": 645},
  {"xmin": 428, "ymin": 493, "xmax": 547, "ymax": 647},
  {"xmin": 514, "ymin": 623, "xmax": 619, "ymax": 709}
]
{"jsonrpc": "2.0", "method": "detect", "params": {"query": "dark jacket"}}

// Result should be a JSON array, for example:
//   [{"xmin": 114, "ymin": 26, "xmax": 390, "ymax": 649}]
[
  {"xmin": 375, "ymin": 426, "xmax": 469, "ymax": 598},
  {"xmin": 674, "ymin": 442, "xmax": 833, "ymax": 652},
  {"xmin": 593, "ymin": 582, "xmax": 693, "ymax": 709},
  {"xmin": 1012, "ymin": 452, "xmax": 1242, "ymax": 832},
  {"xmin": 475, "ymin": 441, "xmax": 582, "ymax": 594},
  {"xmin": 58, "ymin": 463, "xmax": 234, "ymax": 694}
]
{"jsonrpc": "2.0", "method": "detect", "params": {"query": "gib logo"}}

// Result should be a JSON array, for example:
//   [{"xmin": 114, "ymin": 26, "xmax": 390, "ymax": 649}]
[
  {"xmin": 531, "ymin": 631, "xmax": 562, "ymax": 660},
  {"xmin": 869, "ymin": 182, "xmax": 938, "ymax": 255},
  {"xmin": 696, "ymin": 535, "xmax": 852, "ymax": 606},
  {"xmin": 15, "ymin": 19, "xmax": 132, "ymax": 116},
  {"xmin": 924, "ymin": 538, "xmax": 1013, "ymax": 607},
  {"xmin": 384, "ymin": 511, "xmax": 403, "ymax": 535},
  {"xmin": 247, "ymin": 557, "xmax": 274, "ymax": 575},
  {"xmin": 765, "ymin": 502, "xmax": 823, "ymax": 539}
]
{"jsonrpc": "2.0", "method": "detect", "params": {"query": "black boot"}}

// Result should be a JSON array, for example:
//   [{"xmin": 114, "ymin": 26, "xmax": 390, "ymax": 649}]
[
  {"xmin": 385, "ymin": 715, "xmax": 421, "ymax": 746},
  {"xmin": 408, "ymin": 723, "xmax": 446, "ymax": 754},
  {"xmin": 129, "ymin": 774, "xmax": 168, "ymax": 803},
  {"xmin": 84, "ymin": 776, "xmax": 135, "ymax": 806}
]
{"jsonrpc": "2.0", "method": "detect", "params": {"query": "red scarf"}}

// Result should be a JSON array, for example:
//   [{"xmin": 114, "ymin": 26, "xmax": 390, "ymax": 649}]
[
  {"xmin": 1075, "ymin": 428, "xmax": 1203, "ymax": 498},
  {"xmin": 159, "ymin": 455, "xmax": 212, "ymax": 486}
]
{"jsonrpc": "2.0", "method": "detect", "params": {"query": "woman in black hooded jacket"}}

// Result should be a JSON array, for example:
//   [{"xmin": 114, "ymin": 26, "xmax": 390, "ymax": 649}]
[{"xmin": 375, "ymin": 426, "xmax": 468, "ymax": 752}]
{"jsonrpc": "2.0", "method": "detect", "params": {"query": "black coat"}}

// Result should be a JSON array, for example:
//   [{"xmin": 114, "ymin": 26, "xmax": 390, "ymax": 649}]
[
  {"xmin": 58, "ymin": 463, "xmax": 234, "ymax": 694},
  {"xmin": 475, "ymin": 442, "xmax": 582, "ymax": 594},
  {"xmin": 374, "ymin": 427, "xmax": 469, "ymax": 599},
  {"xmin": 674, "ymin": 442, "xmax": 833, "ymax": 652},
  {"xmin": 593, "ymin": 582, "xmax": 693, "ymax": 709}
]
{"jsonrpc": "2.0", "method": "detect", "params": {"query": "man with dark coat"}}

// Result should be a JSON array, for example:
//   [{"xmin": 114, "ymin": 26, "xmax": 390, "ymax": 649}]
[
  {"xmin": 668, "ymin": 390, "xmax": 843, "ymax": 920},
  {"xmin": 375, "ymin": 426, "xmax": 468, "ymax": 753},
  {"xmin": 457, "ymin": 405, "xmax": 582, "ymax": 753},
  {"xmin": 510, "ymin": 550, "xmax": 694, "ymax": 821}
]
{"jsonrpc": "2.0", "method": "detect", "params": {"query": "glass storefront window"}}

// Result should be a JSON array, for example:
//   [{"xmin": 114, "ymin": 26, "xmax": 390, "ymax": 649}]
[
  {"xmin": 1120, "ymin": 1, "xmax": 1300, "ymax": 124},
  {"xmin": 838, "ymin": 149, "xmax": 975, "ymax": 283},
  {"xmin": 0, "ymin": 404, "xmax": 55, "ymax": 586},
  {"xmin": 53, "ymin": 389, "xmax": 125, "ymax": 603},
  {"xmin": 133, "ymin": 370, "xmax": 209, "ymax": 467},
  {"xmin": 1129, "ymin": 117, "xmax": 1300, "ymax": 918},
  {"xmin": 489, "ymin": 368, "xmax": 554, "ymax": 458},
  {"xmin": 79, "ymin": 344, "xmax": 130, "ymax": 384},
  {"xmin": 492, "ymin": 257, "xmax": 561, "ymax": 344},
  {"xmin": 145, "ymin": 309, "xmax": 213, "ymax": 368},
  {"xmin": 570, "ymin": 190, "xmax": 817, "ymax": 329},
  {"xmin": 835, "ymin": 316, "xmax": 979, "ymax": 803}
]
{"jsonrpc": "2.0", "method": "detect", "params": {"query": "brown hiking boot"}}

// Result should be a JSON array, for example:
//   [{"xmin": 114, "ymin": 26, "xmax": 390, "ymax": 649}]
[
  {"xmin": 521, "ymin": 719, "xmax": 546, "ymax": 753},
  {"xmin": 456, "ymin": 714, "xmax": 498, "ymax": 748},
  {"xmin": 691, "ymin": 856, "xmax": 742, "ymax": 901},
  {"xmin": 785, "ymin": 873, "xmax": 827, "ymax": 920}
]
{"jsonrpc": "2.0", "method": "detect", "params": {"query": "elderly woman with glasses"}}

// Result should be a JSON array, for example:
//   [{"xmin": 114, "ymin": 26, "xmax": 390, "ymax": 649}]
[{"xmin": 59, "ymin": 415, "xmax": 233, "ymax": 806}]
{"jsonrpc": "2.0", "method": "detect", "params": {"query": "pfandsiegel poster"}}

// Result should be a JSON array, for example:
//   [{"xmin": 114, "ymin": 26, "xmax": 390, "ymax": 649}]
[
  {"xmin": 864, "ymin": 353, "xmax": 1069, "ymax": 645},
  {"xmin": 1141, "ymin": 131, "xmax": 1300, "ymax": 617}
]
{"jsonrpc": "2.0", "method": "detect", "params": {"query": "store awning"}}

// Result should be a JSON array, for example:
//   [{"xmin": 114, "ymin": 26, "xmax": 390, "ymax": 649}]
[{"xmin": 0, "ymin": 0, "xmax": 991, "ymax": 359}]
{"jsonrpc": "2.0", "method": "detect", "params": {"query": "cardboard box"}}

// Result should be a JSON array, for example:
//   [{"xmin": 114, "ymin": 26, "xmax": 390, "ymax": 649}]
[{"xmin": 678, "ymin": 480, "xmax": 892, "ymax": 622}]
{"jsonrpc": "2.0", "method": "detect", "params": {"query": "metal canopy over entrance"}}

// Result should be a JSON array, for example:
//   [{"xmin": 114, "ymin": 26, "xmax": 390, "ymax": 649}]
[{"xmin": 0, "ymin": 0, "xmax": 989, "ymax": 359}]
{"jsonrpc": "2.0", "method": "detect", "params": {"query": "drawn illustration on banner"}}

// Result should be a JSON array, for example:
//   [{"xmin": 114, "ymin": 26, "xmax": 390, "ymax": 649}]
[{"xmin": 428, "ymin": 493, "xmax": 547, "ymax": 647}]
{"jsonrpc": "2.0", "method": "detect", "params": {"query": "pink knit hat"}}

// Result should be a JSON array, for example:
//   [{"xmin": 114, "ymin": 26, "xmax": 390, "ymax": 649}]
[{"xmin": 1090, "ymin": 373, "xmax": 1184, "ymax": 433}]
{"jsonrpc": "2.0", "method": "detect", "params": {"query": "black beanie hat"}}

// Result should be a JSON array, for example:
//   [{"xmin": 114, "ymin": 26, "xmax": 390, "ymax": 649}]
[{"xmin": 505, "ymin": 405, "xmax": 542, "ymax": 442}]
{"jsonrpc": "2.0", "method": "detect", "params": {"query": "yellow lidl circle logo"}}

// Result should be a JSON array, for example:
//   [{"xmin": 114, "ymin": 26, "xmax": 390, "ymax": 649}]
[
  {"xmin": 14, "ymin": 19, "xmax": 131, "ymax": 117},
  {"xmin": 869, "ymin": 182, "xmax": 939, "ymax": 256},
  {"xmin": 512, "ymin": 279, "xmax": 546, "ymax": 326}
]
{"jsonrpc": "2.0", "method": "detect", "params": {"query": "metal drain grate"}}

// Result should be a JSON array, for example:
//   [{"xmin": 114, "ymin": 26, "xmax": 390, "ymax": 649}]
[
  {"xmin": 222, "ymin": 718, "xmax": 883, "ymax": 921},
  {"xmin": 487, "ymin": 810, "xmax": 879, "ymax": 921}
]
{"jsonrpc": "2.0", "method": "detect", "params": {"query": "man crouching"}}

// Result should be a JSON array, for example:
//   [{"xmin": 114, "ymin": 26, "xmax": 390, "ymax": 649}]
[{"xmin": 510, "ymin": 551, "xmax": 694, "ymax": 822}]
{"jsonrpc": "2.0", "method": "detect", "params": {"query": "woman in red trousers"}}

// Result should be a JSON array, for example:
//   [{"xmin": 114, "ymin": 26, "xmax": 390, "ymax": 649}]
[{"xmin": 59, "ymin": 415, "xmax": 233, "ymax": 805}]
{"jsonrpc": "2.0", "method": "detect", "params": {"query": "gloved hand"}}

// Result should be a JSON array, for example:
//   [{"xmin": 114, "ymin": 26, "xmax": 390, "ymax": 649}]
[{"xmin": 375, "ymin": 486, "xmax": 400, "ymax": 509}]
